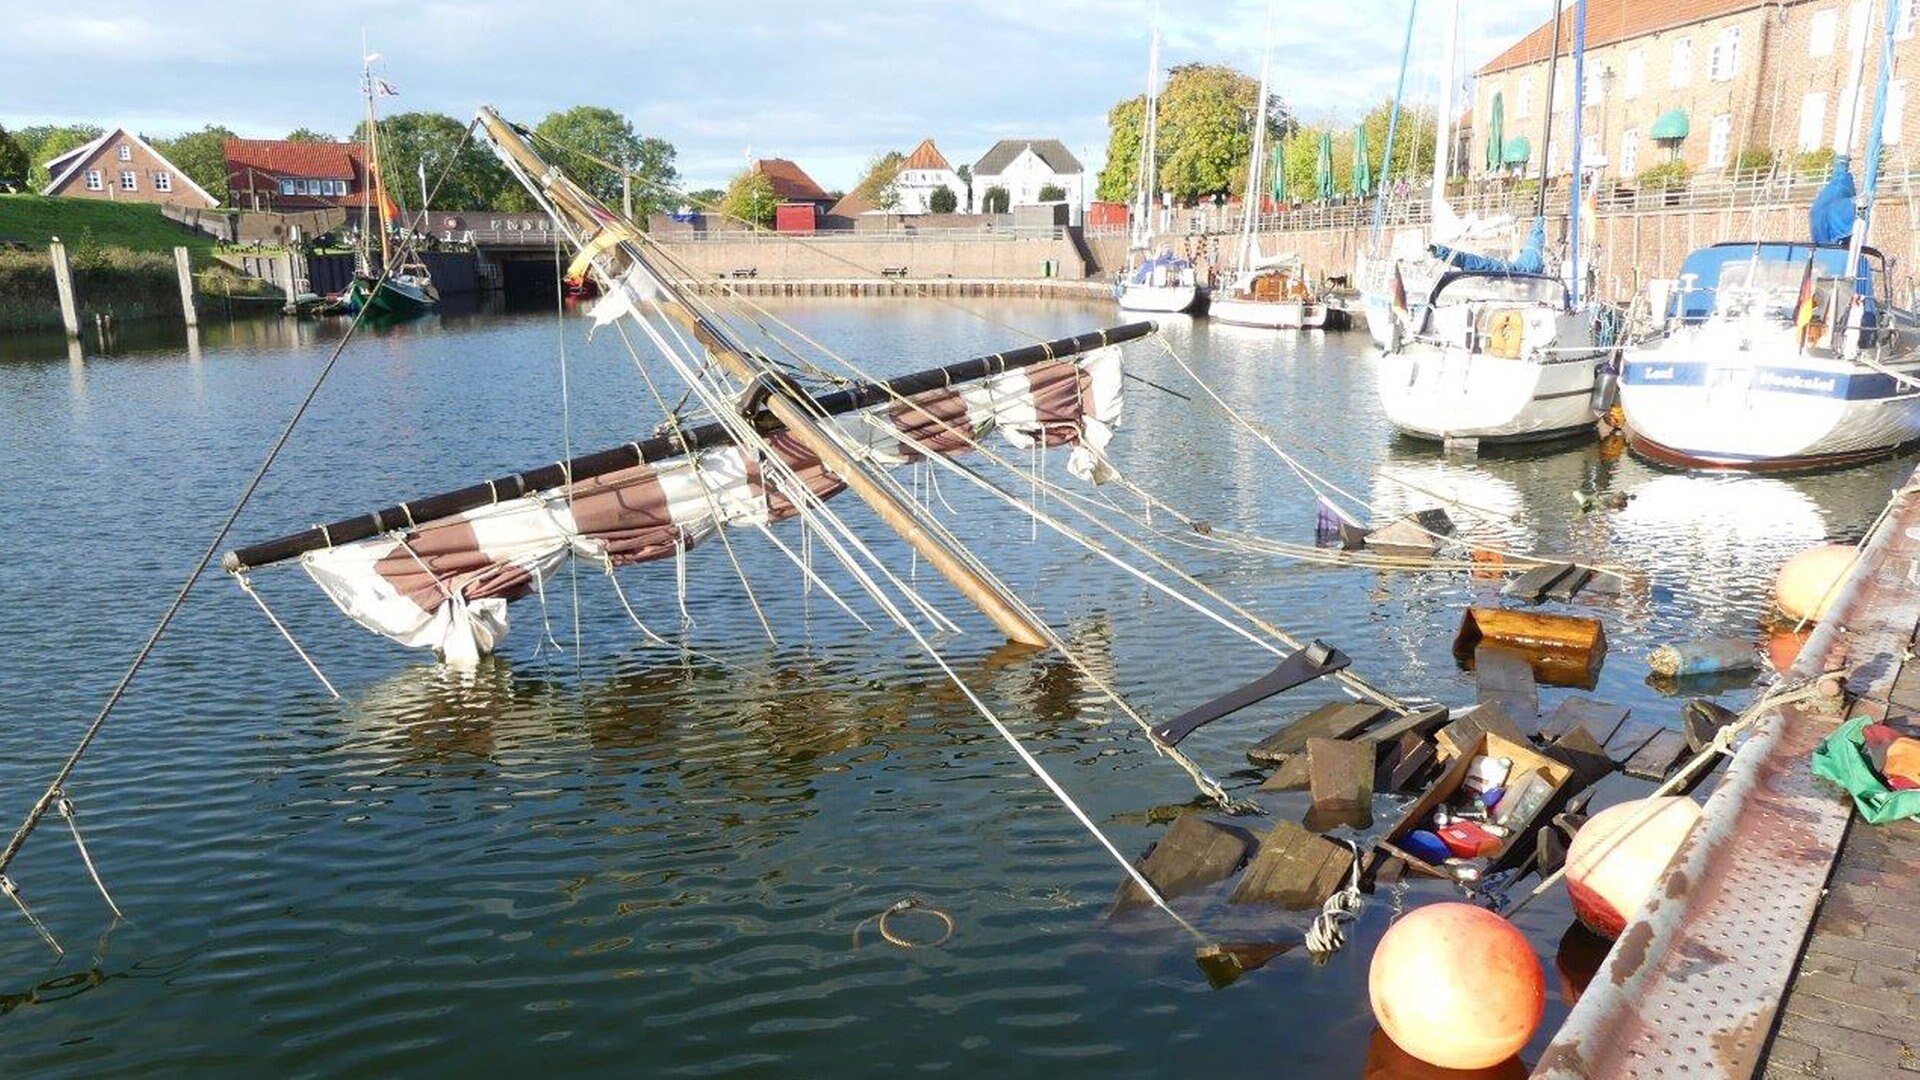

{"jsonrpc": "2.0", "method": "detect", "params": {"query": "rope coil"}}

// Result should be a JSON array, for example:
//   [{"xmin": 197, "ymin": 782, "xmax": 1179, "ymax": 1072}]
[
  {"xmin": 1305, "ymin": 838, "xmax": 1365, "ymax": 959},
  {"xmin": 853, "ymin": 898, "xmax": 956, "ymax": 950}
]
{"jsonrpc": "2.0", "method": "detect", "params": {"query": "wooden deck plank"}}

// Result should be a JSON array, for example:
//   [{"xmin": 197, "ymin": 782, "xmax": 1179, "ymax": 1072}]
[
  {"xmin": 1623, "ymin": 728, "xmax": 1691, "ymax": 780},
  {"xmin": 1229, "ymin": 820, "xmax": 1357, "ymax": 910},
  {"xmin": 1111, "ymin": 813, "xmax": 1253, "ymax": 914},
  {"xmin": 1246, "ymin": 701, "xmax": 1390, "ymax": 764},
  {"xmin": 1475, "ymin": 644, "xmax": 1541, "ymax": 729}
]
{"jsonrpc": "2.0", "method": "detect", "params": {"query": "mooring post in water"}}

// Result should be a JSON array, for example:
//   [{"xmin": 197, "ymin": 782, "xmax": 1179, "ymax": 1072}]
[
  {"xmin": 280, "ymin": 251, "xmax": 299, "ymax": 314},
  {"xmin": 48, "ymin": 240, "xmax": 80, "ymax": 339},
  {"xmin": 174, "ymin": 246, "xmax": 198, "ymax": 329}
]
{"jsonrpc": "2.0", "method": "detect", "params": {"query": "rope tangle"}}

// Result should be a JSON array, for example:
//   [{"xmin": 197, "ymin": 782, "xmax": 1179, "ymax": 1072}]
[{"xmin": 853, "ymin": 898, "xmax": 956, "ymax": 950}]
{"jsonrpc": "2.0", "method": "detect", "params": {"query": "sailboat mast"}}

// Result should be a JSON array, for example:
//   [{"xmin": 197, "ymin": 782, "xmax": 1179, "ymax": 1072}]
[
  {"xmin": 473, "ymin": 107, "xmax": 1050, "ymax": 646},
  {"xmin": 1569, "ymin": 0, "xmax": 1587, "ymax": 306},
  {"xmin": 1534, "ymin": 0, "xmax": 1565, "ymax": 221},
  {"xmin": 1134, "ymin": 14, "xmax": 1162, "ymax": 251},
  {"xmin": 364, "ymin": 53, "xmax": 391, "ymax": 272},
  {"xmin": 1371, "ymin": 0, "xmax": 1420, "ymax": 248},
  {"xmin": 1430, "ymin": 0, "xmax": 1459, "ymax": 220},
  {"xmin": 1846, "ymin": 0, "xmax": 1898, "ymax": 311},
  {"xmin": 1237, "ymin": 1, "xmax": 1278, "ymax": 269}
]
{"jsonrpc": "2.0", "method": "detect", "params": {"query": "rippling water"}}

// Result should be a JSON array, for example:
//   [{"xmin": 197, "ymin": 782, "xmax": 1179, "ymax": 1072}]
[{"xmin": 0, "ymin": 301, "xmax": 1906, "ymax": 1077}]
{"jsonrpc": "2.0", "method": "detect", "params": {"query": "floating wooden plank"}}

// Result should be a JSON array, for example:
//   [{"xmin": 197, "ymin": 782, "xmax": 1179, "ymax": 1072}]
[
  {"xmin": 1603, "ymin": 717, "xmax": 1664, "ymax": 762},
  {"xmin": 1307, "ymin": 737, "xmax": 1373, "ymax": 812},
  {"xmin": 1229, "ymin": 820, "xmax": 1357, "ymax": 910},
  {"xmin": 1357, "ymin": 705, "xmax": 1451, "ymax": 747},
  {"xmin": 1155, "ymin": 642, "xmax": 1352, "ymax": 745},
  {"xmin": 1544, "ymin": 722, "xmax": 1616, "ymax": 789},
  {"xmin": 1246, "ymin": 701, "xmax": 1391, "ymax": 765},
  {"xmin": 1453, "ymin": 607, "xmax": 1608, "ymax": 688},
  {"xmin": 1538, "ymin": 696, "xmax": 1630, "ymax": 744},
  {"xmin": 1258, "ymin": 754, "xmax": 1311, "ymax": 792},
  {"xmin": 1545, "ymin": 566, "xmax": 1595, "ymax": 604},
  {"xmin": 1624, "ymin": 727, "xmax": 1691, "ymax": 780},
  {"xmin": 1111, "ymin": 813, "xmax": 1254, "ymax": 914},
  {"xmin": 1375, "ymin": 732, "xmax": 1437, "ymax": 794},
  {"xmin": 1366, "ymin": 515, "xmax": 1441, "ymax": 556},
  {"xmin": 1475, "ymin": 644, "xmax": 1541, "ymax": 728},
  {"xmin": 1435, "ymin": 702, "xmax": 1527, "ymax": 761},
  {"xmin": 1503, "ymin": 562, "xmax": 1576, "ymax": 602}
]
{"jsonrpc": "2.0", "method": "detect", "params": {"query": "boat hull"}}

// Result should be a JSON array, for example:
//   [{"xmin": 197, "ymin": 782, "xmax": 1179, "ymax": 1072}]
[
  {"xmin": 1378, "ymin": 344, "xmax": 1604, "ymax": 443},
  {"xmin": 355, "ymin": 274, "xmax": 438, "ymax": 319},
  {"xmin": 1620, "ymin": 329, "xmax": 1920, "ymax": 471},
  {"xmin": 1118, "ymin": 283, "xmax": 1202, "ymax": 314},
  {"xmin": 1209, "ymin": 297, "xmax": 1326, "ymax": 329}
]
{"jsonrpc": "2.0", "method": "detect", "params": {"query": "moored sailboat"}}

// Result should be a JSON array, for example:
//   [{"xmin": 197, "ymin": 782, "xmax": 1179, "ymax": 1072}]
[
  {"xmin": 342, "ymin": 49, "xmax": 438, "ymax": 319},
  {"xmin": 1116, "ymin": 12, "xmax": 1203, "ymax": 315}
]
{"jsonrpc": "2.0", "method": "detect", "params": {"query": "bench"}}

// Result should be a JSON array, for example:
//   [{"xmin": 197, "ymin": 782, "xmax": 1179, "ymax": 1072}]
[
  {"xmin": 880, "ymin": 266, "xmax": 908, "ymax": 279},
  {"xmin": 729, "ymin": 267, "xmax": 758, "ymax": 279}
]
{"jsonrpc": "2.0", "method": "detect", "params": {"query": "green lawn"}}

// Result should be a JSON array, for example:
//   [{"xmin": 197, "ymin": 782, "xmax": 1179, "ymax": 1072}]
[{"xmin": 0, "ymin": 194, "xmax": 220, "ymax": 256}]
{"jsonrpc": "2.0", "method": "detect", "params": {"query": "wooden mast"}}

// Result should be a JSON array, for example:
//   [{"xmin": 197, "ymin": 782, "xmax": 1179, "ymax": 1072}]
[
  {"xmin": 474, "ymin": 107, "xmax": 1050, "ymax": 646},
  {"xmin": 364, "ymin": 51, "xmax": 391, "ymax": 273}
]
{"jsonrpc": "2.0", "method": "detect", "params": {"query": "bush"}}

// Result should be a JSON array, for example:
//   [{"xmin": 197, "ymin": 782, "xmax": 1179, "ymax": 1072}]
[
  {"xmin": 1794, "ymin": 148, "xmax": 1838, "ymax": 177},
  {"xmin": 1038, "ymin": 183, "xmax": 1067, "ymax": 202},
  {"xmin": 1732, "ymin": 148, "xmax": 1777, "ymax": 177},
  {"xmin": 928, "ymin": 186, "xmax": 958, "ymax": 214},
  {"xmin": 982, "ymin": 185, "xmax": 1010, "ymax": 213},
  {"xmin": 1637, "ymin": 161, "xmax": 1693, "ymax": 190}
]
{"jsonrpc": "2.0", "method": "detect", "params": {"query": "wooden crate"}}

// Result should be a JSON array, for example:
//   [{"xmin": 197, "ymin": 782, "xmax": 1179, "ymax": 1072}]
[{"xmin": 1377, "ymin": 731, "xmax": 1575, "ymax": 879}]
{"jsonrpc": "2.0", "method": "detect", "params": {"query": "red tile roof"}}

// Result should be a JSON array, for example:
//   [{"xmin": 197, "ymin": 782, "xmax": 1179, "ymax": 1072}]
[
  {"xmin": 1479, "ymin": 0, "xmax": 1764, "ymax": 75},
  {"xmin": 752, "ymin": 158, "xmax": 830, "ymax": 202},
  {"xmin": 225, "ymin": 137, "xmax": 365, "ymax": 179},
  {"xmin": 901, "ymin": 138, "xmax": 952, "ymax": 172}
]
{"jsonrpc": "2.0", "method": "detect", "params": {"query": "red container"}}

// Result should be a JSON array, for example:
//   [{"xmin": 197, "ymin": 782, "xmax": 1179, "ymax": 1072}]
[
  {"xmin": 1438, "ymin": 821, "xmax": 1503, "ymax": 859},
  {"xmin": 1087, "ymin": 201, "xmax": 1130, "ymax": 229},
  {"xmin": 775, "ymin": 203, "xmax": 816, "ymax": 233}
]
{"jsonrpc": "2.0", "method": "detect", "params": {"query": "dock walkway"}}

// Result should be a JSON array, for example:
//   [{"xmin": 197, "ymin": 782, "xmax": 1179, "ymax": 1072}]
[{"xmin": 1536, "ymin": 469, "xmax": 1920, "ymax": 1078}]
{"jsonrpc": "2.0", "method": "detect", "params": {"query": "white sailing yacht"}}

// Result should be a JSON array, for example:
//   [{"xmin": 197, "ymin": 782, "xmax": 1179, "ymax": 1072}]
[
  {"xmin": 1208, "ymin": 3, "xmax": 1327, "ymax": 331},
  {"xmin": 1618, "ymin": 3, "xmax": 1920, "ymax": 470},
  {"xmin": 1116, "ymin": 14, "xmax": 1203, "ymax": 315}
]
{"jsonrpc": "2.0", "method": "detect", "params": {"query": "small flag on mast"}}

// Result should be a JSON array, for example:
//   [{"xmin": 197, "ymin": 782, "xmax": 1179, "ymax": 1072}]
[{"xmin": 1794, "ymin": 250, "xmax": 1818, "ymax": 349}]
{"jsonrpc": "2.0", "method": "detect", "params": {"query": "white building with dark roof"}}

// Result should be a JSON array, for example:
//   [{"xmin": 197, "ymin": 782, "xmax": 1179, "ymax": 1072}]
[
  {"xmin": 896, "ymin": 138, "xmax": 963, "ymax": 214},
  {"xmin": 972, "ymin": 139, "xmax": 1085, "ymax": 221}
]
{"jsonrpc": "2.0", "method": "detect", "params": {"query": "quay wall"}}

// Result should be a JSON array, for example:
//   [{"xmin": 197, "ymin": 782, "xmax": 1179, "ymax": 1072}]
[{"xmin": 651, "ymin": 235, "xmax": 1091, "ymax": 282}]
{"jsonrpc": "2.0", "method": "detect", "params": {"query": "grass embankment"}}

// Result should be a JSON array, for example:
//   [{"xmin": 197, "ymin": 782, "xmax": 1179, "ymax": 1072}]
[{"xmin": 0, "ymin": 196, "xmax": 279, "ymax": 331}]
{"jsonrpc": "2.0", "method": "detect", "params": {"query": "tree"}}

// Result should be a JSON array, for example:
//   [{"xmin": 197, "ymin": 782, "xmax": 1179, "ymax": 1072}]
[
  {"xmin": 851, "ymin": 150, "xmax": 904, "ymax": 211},
  {"xmin": 1097, "ymin": 64, "xmax": 1297, "ymax": 206},
  {"xmin": 286, "ymin": 127, "xmax": 335, "ymax": 143},
  {"xmin": 532, "ymin": 106, "xmax": 678, "ymax": 216},
  {"xmin": 154, "ymin": 125, "xmax": 235, "ymax": 203},
  {"xmin": 928, "ymin": 185, "xmax": 958, "ymax": 214},
  {"xmin": 15, "ymin": 124, "xmax": 103, "ymax": 190},
  {"xmin": 956, "ymin": 163, "xmax": 973, "ymax": 211},
  {"xmin": 359, "ymin": 111, "xmax": 516, "ymax": 213},
  {"xmin": 0, "ymin": 125, "xmax": 27, "ymax": 191},
  {"xmin": 721, "ymin": 169, "xmax": 777, "ymax": 226},
  {"xmin": 1280, "ymin": 103, "xmax": 1436, "ymax": 204},
  {"xmin": 685, "ymin": 187, "xmax": 725, "ymax": 208},
  {"xmin": 981, "ymin": 185, "xmax": 1010, "ymax": 213},
  {"xmin": 1038, "ymin": 183, "xmax": 1067, "ymax": 202}
]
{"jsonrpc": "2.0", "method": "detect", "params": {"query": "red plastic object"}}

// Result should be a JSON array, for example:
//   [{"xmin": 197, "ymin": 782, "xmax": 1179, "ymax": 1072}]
[{"xmin": 1439, "ymin": 821, "xmax": 1503, "ymax": 859}]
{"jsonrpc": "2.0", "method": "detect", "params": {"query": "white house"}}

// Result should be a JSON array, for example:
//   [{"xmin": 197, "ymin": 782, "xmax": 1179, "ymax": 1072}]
[
  {"xmin": 895, "ymin": 138, "xmax": 963, "ymax": 214},
  {"xmin": 971, "ymin": 139, "xmax": 1084, "ymax": 221}
]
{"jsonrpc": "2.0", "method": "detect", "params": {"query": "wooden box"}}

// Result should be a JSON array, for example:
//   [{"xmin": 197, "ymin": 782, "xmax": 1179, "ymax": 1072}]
[{"xmin": 1377, "ymin": 731, "xmax": 1575, "ymax": 879}]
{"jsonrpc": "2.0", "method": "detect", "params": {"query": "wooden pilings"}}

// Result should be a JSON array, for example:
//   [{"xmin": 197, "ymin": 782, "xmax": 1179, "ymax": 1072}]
[
  {"xmin": 48, "ymin": 241, "xmax": 80, "ymax": 339},
  {"xmin": 174, "ymin": 246, "xmax": 198, "ymax": 328}
]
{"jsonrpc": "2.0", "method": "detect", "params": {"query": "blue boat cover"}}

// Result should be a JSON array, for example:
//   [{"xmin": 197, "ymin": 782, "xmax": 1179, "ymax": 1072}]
[
  {"xmin": 1430, "ymin": 217, "xmax": 1546, "ymax": 275},
  {"xmin": 1127, "ymin": 251, "xmax": 1193, "ymax": 284},
  {"xmin": 1810, "ymin": 160, "xmax": 1857, "ymax": 245},
  {"xmin": 1672, "ymin": 242, "xmax": 1876, "ymax": 322}
]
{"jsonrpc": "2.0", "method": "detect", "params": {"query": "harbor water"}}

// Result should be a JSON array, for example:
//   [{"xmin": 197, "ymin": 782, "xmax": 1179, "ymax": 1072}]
[{"xmin": 0, "ymin": 300, "xmax": 1905, "ymax": 1076}]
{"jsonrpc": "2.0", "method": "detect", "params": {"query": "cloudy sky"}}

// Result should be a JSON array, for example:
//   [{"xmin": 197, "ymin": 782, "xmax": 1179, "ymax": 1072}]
[{"xmin": 1, "ymin": 1, "xmax": 1542, "ymax": 191}]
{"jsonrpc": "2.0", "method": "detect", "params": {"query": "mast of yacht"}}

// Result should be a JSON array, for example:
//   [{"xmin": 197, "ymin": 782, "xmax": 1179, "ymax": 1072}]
[
  {"xmin": 1569, "ymin": 0, "xmax": 1588, "ymax": 306},
  {"xmin": 1534, "ymin": 0, "xmax": 1565, "ymax": 221},
  {"xmin": 1843, "ymin": 0, "xmax": 1897, "ymax": 354},
  {"xmin": 1132, "ymin": 10, "xmax": 1163, "ymax": 259},
  {"xmin": 473, "ymin": 107, "xmax": 1049, "ymax": 646},
  {"xmin": 1429, "ymin": 0, "xmax": 1460, "ymax": 226},
  {"xmin": 362, "ymin": 47, "xmax": 392, "ymax": 275},
  {"xmin": 1233, "ymin": 2, "xmax": 1278, "ymax": 274},
  {"xmin": 1370, "ymin": 1, "xmax": 1420, "ymax": 251}
]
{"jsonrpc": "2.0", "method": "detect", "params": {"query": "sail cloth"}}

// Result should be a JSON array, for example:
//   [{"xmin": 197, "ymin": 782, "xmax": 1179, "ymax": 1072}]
[
  {"xmin": 302, "ymin": 349, "xmax": 1125, "ymax": 666},
  {"xmin": 1429, "ymin": 217, "xmax": 1546, "ymax": 275},
  {"xmin": 1810, "ymin": 160, "xmax": 1857, "ymax": 246}
]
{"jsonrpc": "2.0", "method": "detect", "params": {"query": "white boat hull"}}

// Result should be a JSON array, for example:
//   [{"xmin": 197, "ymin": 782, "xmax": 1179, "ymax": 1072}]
[
  {"xmin": 1378, "ymin": 344, "xmax": 1604, "ymax": 442},
  {"xmin": 1209, "ymin": 297, "xmax": 1325, "ymax": 329},
  {"xmin": 1620, "ymin": 325, "xmax": 1920, "ymax": 470},
  {"xmin": 1118, "ymin": 283, "xmax": 1202, "ymax": 314}
]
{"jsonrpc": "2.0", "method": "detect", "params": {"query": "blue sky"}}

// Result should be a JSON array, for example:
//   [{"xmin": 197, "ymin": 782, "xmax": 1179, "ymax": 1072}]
[{"xmin": 0, "ymin": 1, "xmax": 1542, "ymax": 191}]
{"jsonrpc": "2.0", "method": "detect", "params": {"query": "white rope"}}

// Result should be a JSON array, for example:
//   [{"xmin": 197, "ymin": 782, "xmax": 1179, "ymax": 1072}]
[
  {"xmin": 0, "ymin": 874, "xmax": 60, "ymax": 954},
  {"xmin": 554, "ymin": 230, "xmax": 584, "ymax": 657},
  {"xmin": 603, "ymin": 564, "xmax": 736, "ymax": 670},
  {"xmin": 57, "ymin": 792, "xmax": 122, "ymax": 918},
  {"xmin": 1304, "ymin": 837, "xmax": 1365, "ymax": 958},
  {"xmin": 755, "ymin": 523, "xmax": 871, "ymax": 630},
  {"xmin": 237, "ymin": 575, "xmax": 341, "ymax": 698}
]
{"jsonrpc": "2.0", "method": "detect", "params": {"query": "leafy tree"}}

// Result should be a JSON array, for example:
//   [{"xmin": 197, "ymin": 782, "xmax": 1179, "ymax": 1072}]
[
  {"xmin": 685, "ymin": 187, "xmax": 725, "ymax": 207},
  {"xmin": 0, "ymin": 125, "xmax": 27, "ymax": 191},
  {"xmin": 15, "ymin": 124, "xmax": 104, "ymax": 190},
  {"xmin": 1097, "ymin": 65, "xmax": 1297, "ymax": 206},
  {"xmin": 532, "ymin": 106, "xmax": 678, "ymax": 215},
  {"xmin": 1038, "ymin": 182, "xmax": 1067, "ymax": 202},
  {"xmin": 851, "ymin": 150, "xmax": 904, "ymax": 211},
  {"xmin": 956, "ymin": 163, "xmax": 973, "ymax": 211},
  {"xmin": 721, "ymin": 169, "xmax": 777, "ymax": 226},
  {"xmin": 358, "ymin": 111, "xmax": 516, "ymax": 213},
  {"xmin": 928, "ymin": 185, "xmax": 958, "ymax": 214},
  {"xmin": 154, "ymin": 125, "xmax": 236, "ymax": 203},
  {"xmin": 981, "ymin": 185, "xmax": 1010, "ymax": 213},
  {"xmin": 1280, "ymin": 102, "xmax": 1436, "ymax": 203},
  {"xmin": 286, "ymin": 127, "xmax": 336, "ymax": 143}
]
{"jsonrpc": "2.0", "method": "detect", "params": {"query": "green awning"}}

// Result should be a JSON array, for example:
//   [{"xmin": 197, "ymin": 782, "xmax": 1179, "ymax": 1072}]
[
  {"xmin": 1651, "ymin": 109, "xmax": 1689, "ymax": 141},
  {"xmin": 1501, "ymin": 137, "xmax": 1531, "ymax": 165}
]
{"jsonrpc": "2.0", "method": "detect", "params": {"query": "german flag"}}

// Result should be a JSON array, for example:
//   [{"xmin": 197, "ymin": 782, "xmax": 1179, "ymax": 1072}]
[
  {"xmin": 1391, "ymin": 260, "xmax": 1409, "ymax": 322},
  {"xmin": 1794, "ymin": 249, "xmax": 1818, "ymax": 349}
]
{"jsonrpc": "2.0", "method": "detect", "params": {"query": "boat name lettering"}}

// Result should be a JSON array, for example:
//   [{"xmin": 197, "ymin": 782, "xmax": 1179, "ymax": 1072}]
[{"xmin": 1755, "ymin": 371, "xmax": 1839, "ymax": 395}]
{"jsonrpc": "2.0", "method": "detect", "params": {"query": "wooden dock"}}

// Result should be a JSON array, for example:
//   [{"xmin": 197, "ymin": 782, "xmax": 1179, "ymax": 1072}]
[
  {"xmin": 1536, "ymin": 467, "xmax": 1920, "ymax": 1079},
  {"xmin": 678, "ymin": 277, "xmax": 1114, "ymax": 299}
]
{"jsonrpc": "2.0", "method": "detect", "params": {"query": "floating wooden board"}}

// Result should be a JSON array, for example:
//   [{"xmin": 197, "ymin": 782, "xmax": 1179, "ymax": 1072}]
[
  {"xmin": 1194, "ymin": 941, "xmax": 1295, "ymax": 989},
  {"xmin": 1358, "ymin": 705, "xmax": 1451, "ymax": 747},
  {"xmin": 1375, "ymin": 732, "xmax": 1437, "ymax": 794},
  {"xmin": 1435, "ymin": 702, "xmax": 1528, "ymax": 761},
  {"xmin": 1475, "ymin": 644, "xmax": 1540, "ymax": 728},
  {"xmin": 1307, "ymin": 737, "xmax": 1373, "ymax": 813},
  {"xmin": 1246, "ymin": 701, "xmax": 1390, "ymax": 764},
  {"xmin": 1544, "ymin": 722, "xmax": 1616, "ymax": 789},
  {"xmin": 1229, "ymin": 820, "xmax": 1356, "ymax": 909},
  {"xmin": 1624, "ymin": 727, "xmax": 1691, "ymax": 780},
  {"xmin": 1453, "ymin": 607, "xmax": 1607, "ymax": 688},
  {"xmin": 1258, "ymin": 755, "xmax": 1312, "ymax": 792},
  {"xmin": 1367, "ymin": 516, "xmax": 1441, "ymax": 556},
  {"xmin": 1545, "ymin": 567, "xmax": 1595, "ymax": 604},
  {"xmin": 1111, "ymin": 813, "xmax": 1253, "ymax": 914},
  {"xmin": 1683, "ymin": 698, "xmax": 1740, "ymax": 753},
  {"xmin": 1503, "ymin": 563, "xmax": 1576, "ymax": 602},
  {"xmin": 1603, "ymin": 718, "xmax": 1664, "ymax": 762},
  {"xmin": 1538, "ymin": 696, "xmax": 1630, "ymax": 744}
]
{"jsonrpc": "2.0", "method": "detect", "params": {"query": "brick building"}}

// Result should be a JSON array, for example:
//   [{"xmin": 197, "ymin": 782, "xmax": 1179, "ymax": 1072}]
[
  {"xmin": 1473, "ymin": 1, "xmax": 1920, "ymax": 185},
  {"xmin": 225, "ymin": 138, "xmax": 376, "ymax": 213},
  {"xmin": 39, "ymin": 127, "xmax": 218, "ymax": 207}
]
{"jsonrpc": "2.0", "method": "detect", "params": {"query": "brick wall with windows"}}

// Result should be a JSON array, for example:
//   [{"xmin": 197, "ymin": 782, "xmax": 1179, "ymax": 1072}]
[{"xmin": 43, "ymin": 130, "xmax": 213, "ymax": 207}]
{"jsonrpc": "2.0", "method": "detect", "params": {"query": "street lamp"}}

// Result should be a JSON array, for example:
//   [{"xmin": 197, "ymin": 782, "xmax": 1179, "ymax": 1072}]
[{"xmin": 1600, "ymin": 66, "xmax": 1616, "ymax": 182}]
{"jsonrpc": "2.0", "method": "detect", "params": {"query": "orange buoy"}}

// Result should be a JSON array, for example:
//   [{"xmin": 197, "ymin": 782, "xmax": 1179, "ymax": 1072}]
[
  {"xmin": 1767, "ymin": 626, "xmax": 1813, "ymax": 673},
  {"xmin": 1369, "ymin": 903, "xmax": 1545, "ymax": 1070},
  {"xmin": 1565, "ymin": 797, "xmax": 1702, "ymax": 940},
  {"xmin": 1775, "ymin": 544, "xmax": 1855, "ymax": 623}
]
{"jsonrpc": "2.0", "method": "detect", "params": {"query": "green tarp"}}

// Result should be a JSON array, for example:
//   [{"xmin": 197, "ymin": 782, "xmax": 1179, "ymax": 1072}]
[
  {"xmin": 1486, "ymin": 92, "xmax": 1505, "ymax": 172},
  {"xmin": 1651, "ymin": 109, "xmax": 1689, "ymax": 141},
  {"xmin": 1812, "ymin": 715, "xmax": 1920, "ymax": 824},
  {"xmin": 1502, "ymin": 137, "xmax": 1531, "ymax": 165},
  {"xmin": 1315, "ymin": 131, "xmax": 1334, "ymax": 202},
  {"xmin": 1352, "ymin": 124, "xmax": 1373, "ymax": 197}
]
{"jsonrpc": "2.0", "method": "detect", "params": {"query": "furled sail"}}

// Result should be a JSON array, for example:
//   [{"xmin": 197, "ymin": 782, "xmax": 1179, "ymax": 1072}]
[
  {"xmin": 300, "ymin": 350, "xmax": 1123, "ymax": 665},
  {"xmin": 1429, "ymin": 217, "xmax": 1547, "ymax": 276}
]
